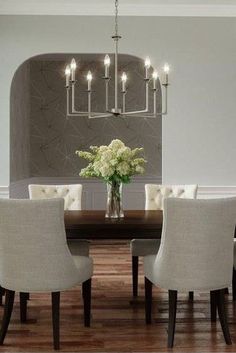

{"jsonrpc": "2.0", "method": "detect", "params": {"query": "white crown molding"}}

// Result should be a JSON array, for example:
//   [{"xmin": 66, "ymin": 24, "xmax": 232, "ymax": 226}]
[{"xmin": 0, "ymin": 2, "xmax": 236, "ymax": 17}]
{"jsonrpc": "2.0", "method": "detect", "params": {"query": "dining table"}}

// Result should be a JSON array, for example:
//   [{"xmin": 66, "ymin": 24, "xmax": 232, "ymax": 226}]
[{"xmin": 65, "ymin": 210, "xmax": 163, "ymax": 240}]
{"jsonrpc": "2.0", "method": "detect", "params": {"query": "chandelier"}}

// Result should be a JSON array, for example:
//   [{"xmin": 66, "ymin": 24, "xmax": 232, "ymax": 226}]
[{"xmin": 64, "ymin": 0, "xmax": 170, "ymax": 119}]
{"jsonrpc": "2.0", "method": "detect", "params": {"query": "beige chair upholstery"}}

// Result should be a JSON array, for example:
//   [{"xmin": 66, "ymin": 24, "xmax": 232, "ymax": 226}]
[
  {"xmin": 130, "ymin": 184, "xmax": 198, "ymax": 297},
  {"xmin": 0, "ymin": 198, "xmax": 93, "ymax": 349},
  {"xmin": 144, "ymin": 197, "xmax": 236, "ymax": 347},
  {"xmin": 28, "ymin": 184, "xmax": 89, "ymax": 257},
  {"xmin": 0, "ymin": 198, "xmax": 92, "ymax": 292}
]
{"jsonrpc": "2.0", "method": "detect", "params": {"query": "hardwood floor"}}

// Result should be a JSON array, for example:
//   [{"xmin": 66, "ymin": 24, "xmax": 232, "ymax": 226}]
[{"xmin": 0, "ymin": 241, "xmax": 236, "ymax": 352}]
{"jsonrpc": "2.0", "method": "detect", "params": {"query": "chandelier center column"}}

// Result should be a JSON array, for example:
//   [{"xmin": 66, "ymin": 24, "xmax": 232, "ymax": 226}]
[{"xmin": 112, "ymin": 0, "xmax": 122, "ymax": 115}]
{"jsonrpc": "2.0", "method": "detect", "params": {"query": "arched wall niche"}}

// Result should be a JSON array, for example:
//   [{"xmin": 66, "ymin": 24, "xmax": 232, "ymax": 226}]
[{"xmin": 10, "ymin": 53, "xmax": 162, "ymax": 205}]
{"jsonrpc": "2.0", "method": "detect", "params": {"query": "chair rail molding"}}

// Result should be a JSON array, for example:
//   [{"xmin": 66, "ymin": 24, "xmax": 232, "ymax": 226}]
[
  {"xmin": 197, "ymin": 186, "xmax": 236, "ymax": 199},
  {"xmin": 8, "ymin": 179, "xmax": 236, "ymax": 206},
  {"xmin": 0, "ymin": 186, "xmax": 9, "ymax": 199}
]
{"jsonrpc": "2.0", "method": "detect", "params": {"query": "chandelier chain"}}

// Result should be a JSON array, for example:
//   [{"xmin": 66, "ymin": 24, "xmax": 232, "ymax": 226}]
[{"xmin": 115, "ymin": 0, "xmax": 119, "ymax": 36}]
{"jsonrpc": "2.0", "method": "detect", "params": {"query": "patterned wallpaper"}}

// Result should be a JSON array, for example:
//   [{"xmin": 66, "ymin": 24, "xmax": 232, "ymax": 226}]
[
  {"xmin": 11, "ymin": 54, "xmax": 162, "ymax": 181},
  {"xmin": 10, "ymin": 61, "xmax": 30, "ymax": 182}
]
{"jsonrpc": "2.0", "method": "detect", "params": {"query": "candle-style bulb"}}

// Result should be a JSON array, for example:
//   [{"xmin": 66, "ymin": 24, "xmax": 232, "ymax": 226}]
[
  {"xmin": 87, "ymin": 70, "xmax": 92, "ymax": 82},
  {"xmin": 121, "ymin": 72, "xmax": 127, "ymax": 92},
  {"xmin": 144, "ymin": 57, "xmax": 151, "ymax": 69},
  {"xmin": 121, "ymin": 72, "xmax": 127, "ymax": 82},
  {"xmin": 65, "ymin": 65, "xmax": 71, "ymax": 87},
  {"xmin": 163, "ymin": 63, "xmax": 170, "ymax": 74},
  {"xmin": 104, "ymin": 54, "xmax": 111, "ymax": 67},
  {"xmin": 152, "ymin": 70, "xmax": 158, "ymax": 80},
  {"xmin": 70, "ymin": 58, "xmax": 76, "ymax": 70},
  {"xmin": 65, "ymin": 65, "xmax": 71, "ymax": 76}
]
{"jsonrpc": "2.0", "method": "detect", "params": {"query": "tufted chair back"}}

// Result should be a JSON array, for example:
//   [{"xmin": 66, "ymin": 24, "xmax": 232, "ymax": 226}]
[
  {"xmin": 145, "ymin": 184, "xmax": 198, "ymax": 210},
  {"xmin": 28, "ymin": 184, "xmax": 82, "ymax": 210}
]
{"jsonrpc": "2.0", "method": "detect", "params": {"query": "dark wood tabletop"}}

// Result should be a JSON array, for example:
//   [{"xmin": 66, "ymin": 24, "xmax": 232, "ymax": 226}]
[{"xmin": 65, "ymin": 210, "xmax": 163, "ymax": 240}]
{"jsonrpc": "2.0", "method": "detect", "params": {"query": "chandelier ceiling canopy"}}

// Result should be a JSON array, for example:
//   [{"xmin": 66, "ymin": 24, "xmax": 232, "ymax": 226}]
[{"xmin": 64, "ymin": 0, "xmax": 170, "ymax": 119}]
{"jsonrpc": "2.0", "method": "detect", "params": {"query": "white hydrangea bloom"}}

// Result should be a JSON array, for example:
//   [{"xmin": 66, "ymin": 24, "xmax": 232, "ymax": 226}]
[
  {"xmin": 101, "ymin": 149, "xmax": 114, "ymax": 162},
  {"xmin": 100, "ymin": 163, "xmax": 114, "ymax": 178},
  {"xmin": 117, "ymin": 161, "xmax": 130, "ymax": 176},
  {"xmin": 109, "ymin": 139, "xmax": 125, "ymax": 151}
]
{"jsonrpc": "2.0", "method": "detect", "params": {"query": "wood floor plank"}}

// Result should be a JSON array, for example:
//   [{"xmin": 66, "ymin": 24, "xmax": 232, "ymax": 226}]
[{"xmin": 0, "ymin": 241, "xmax": 235, "ymax": 351}]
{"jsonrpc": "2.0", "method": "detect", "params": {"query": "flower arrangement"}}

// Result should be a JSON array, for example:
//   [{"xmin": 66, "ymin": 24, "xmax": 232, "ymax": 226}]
[
  {"xmin": 76, "ymin": 139, "xmax": 146, "ymax": 219},
  {"xmin": 76, "ymin": 139, "xmax": 146, "ymax": 184}
]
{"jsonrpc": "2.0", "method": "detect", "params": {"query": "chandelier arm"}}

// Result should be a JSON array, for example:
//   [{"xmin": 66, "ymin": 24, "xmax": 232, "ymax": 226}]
[
  {"xmin": 121, "ymin": 108, "xmax": 149, "ymax": 115},
  {"xmin": 161, "ymin": 84, "xmax": 169, "ymax": 115},
  {"xmin": 122, "ymin": 91, "xmax": 126, "ymax": 113},
  {"xmin": 120, "ymin": 113, "xmax": 163, "ymax": 118},
  {"xmin": 88, "ymin": 113, "xmax": 113, "ymax": 119},
  {"xmin": 105, "ymin": 79, "xmax": 109, "ymax": 111},
  {"xmin": 66, "ymin": 88, "xmax": 70, "ymax": 116},
  {"xmin": 153, "ymin": 89, "xmax": 157, "ymax": 115},
  {"xmin": 88, "ymin": 90, "xmax": 91, "ymax": 117},
  {"xmin": 71, "ymin": 83, "xmax": 77, "ymax": 113},
  {"xmin": 145, "ymin": 80, "xmax": 149, "ymax": 111}
]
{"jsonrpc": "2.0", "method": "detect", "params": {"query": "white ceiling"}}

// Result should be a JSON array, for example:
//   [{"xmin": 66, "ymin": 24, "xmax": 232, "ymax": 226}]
[{"xmin": 0, "ymin": 0, "xmax": 236, "ymax": 16}]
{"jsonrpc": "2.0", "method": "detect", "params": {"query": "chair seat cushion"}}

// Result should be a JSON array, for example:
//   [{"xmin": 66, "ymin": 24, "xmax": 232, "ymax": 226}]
[
  {"xmin": 68, "ymin": 239, "xmax": 90, "ymax": 257},
  {"xmin": 130, "ymin": 239, "xmax": 161, "ymax": 257},
  {"xmin": 72, "ymin": 256, "xmax": 93, "ymax": 285}
]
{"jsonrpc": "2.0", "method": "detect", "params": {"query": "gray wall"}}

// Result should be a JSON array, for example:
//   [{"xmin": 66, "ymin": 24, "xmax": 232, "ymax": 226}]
[{"xmin": 1, "ymin": 16, "xmax": 236, "ymax": 186}]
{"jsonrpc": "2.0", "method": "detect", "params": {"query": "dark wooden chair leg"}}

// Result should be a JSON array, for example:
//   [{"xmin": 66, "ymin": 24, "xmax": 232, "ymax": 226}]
[
  {"xmin": 188, "ymin": 291, "xmax": 194, "ymax": 301},
  {"xmin": 210, "ymin": 290, "xmax": 217, "ymax": 322},
  {"xmin": 52, "ymin": 292, "xmax": 60, "ymax": 350},
  {"xmin": 233, "ymin": 268, "xmax": 236, "ymax": 301},
  {"xmin": 25, "ymin": 293, "xmax": 30, "ymax": 300},
  {"xmin": 216, "ymin": 288, "xmax": 232, "ymax": 345},
  {"xmin": 132, "ymin": 256, "xmax": 139, "ymax": 297},
  {"xmin": 0, "ymin": 290, "xmax": 15, "ymax": 345},
  {"xmin": 82, "ymin": 279, "xmax": 91, "ymax": 327},
  {"xmin": 168, "ymin": 290, "xmax": 177, "ymax": 348},
  {"xmin": 0, "ymin": 286, "xmax": 5, "ymax": 306},
  {"xmin": 20, "ymin": 292, "xmax": 28, "ymax": 323},
  {"xmin": 145, "ymin": 277, "xmax": 152, "ymax": 324}
]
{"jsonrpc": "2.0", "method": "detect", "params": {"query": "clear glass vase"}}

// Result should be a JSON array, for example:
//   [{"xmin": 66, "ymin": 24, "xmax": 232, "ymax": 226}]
[{"xmin": 105, "ymin": 181, "xmax": 124, "ymax": 219}]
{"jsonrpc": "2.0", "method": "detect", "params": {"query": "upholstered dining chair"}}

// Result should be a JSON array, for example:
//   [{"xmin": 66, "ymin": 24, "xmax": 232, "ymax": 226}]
[
  {"xmin": 28, "ymin": 184, "xmax": 90, "ymax": 257},
  {"xmin": 130, "ymin": 184, "xmax": 198, "ymax": 297},
  {"xmin": 144, "ymin": 197, "xmax": 236, "ymax": 348},
  {"xmin": 0, "ymin": 198, "xmax": 93, "ymax": 350}
]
